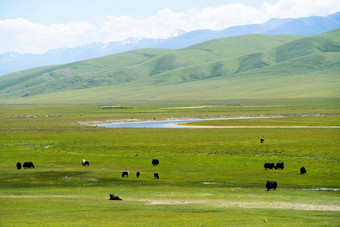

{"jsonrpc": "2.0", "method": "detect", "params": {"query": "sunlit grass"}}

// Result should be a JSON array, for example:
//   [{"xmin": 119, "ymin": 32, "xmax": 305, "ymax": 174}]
[
  {"xmin": 0, "ymin": 100, "xmax": 339, "ymax": 226},
  {"xmin": 184, "ymin": 115, "xmax": 340, "ymax": 126}
]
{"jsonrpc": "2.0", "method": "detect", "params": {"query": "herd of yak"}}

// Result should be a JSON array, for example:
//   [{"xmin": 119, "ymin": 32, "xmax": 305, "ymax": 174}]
[
  {"xmin": 15, "ymin": 159, "xmax": 161, "ymax": 201},
  {"xmin": 16, "ymin": 158, "xmax": 307, "ymax": 193},
  {"xmin": 264, "ymin": 162, "xmax": 306, "ymax": 190},
  {"xmin": 16, "ymin": 162, "xmax": 34, "ymax": 169},
  {"xmin": 120, "ymin": 159, "xmax": 160, "ymax": 180}
]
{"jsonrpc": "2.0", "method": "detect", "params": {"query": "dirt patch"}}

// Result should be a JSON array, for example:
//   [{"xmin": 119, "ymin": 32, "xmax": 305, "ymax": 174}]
[
  {"xmin": 2, "ymin": 196, "xmax": 339, "ymax": 211},
  {"xmin": 202, "ymin": 182, "xmax": 220, "ymax": 185},
  {"xmin": 77, "ymin": 118, "xmax": 143, "ymax": 126},
  {"xmin": 166, "ymin": 106, "xmax": 214, "ymax": 109},
  {"xmin": 303, "ymin": 188, "xmax": 339, "ymax": 191},
  {"xmin": 136, "ymin": 199, "xmax": 190, "ymax": 205},
  {"xmin": 215, "ymin": 201, "xmax": 340, "ymax": 211},
  {"xmin": 138, "ymin": 199, "xmax": 340, "ymax": 211}
]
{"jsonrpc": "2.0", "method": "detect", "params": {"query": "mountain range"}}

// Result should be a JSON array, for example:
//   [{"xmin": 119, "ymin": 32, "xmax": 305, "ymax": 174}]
[
  {"xmin": 1, "ymin": 28, "xmax": 339, "ymax": 102},
  {"xmin": 0, "ymin": 12, "xmax": 339, "ymax": 76}
]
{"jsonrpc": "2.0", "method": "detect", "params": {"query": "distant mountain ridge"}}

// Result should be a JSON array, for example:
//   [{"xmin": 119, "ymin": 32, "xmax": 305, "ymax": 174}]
[
  {"xmin": 0, "ymin": 28, "xmax": 339, "ymax": 102},
  {"xmin": 0, "ymin": 12, "xmax": 339, "ymax": 76}
]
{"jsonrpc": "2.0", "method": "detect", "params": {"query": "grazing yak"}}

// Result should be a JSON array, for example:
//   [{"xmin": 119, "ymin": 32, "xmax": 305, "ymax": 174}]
[
  {"xmin": 154, "ymin": 173, "xmax": 159, "ymax": 179},
  {"xmin": 276, "ymin": 162, "xmax": 285, "ymax": 170},
  {"xmin": 136, "ymin": 171, "xmax": 140, "ymax": 178},
  {"xmin": 23, "ymin": 162, "xmax": 34, "ymax": 169},
  {"xmin": 152, "ymin": 159, "xmax": 159, "ymax": 166},
  {"xmin": 266, "ymin": 181, "xmax": 277, "ymax": 191},
  {"xmin": 109, "ymin": 194, "xmax": 122, "ymax": 200},
  {"xmin": 300, "ymin": 167, "xmax": 306, "ymax": 175},
  {"xmin": 82, "ymin": 159, "xmax": 89, "ymax": 166},
  {"xmin": 122, "ymin": 171, "xmax": 129, "ymax": 178},
  {"xmin": 16, "ymin": 162, "xmax": 22, "ymax": 170},
  {"xmin": 264, "ymin": 163, "xmax": 276, "ymax": 170}
]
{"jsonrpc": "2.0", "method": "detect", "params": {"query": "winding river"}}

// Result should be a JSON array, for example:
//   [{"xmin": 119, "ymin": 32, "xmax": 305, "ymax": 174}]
[{"xmin": 99, "ymin": 119, "xmax": 340, "ymax": 129}]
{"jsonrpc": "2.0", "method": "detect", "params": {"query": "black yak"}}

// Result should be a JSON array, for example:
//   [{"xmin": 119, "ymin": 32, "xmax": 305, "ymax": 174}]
[
  {"xmin": 82, "ymin": 159, "xmax": 89, "ymax": 166},
  {"xmin": 136, "ymin": 171, "xmax": 140, "ymax": 178},
  {"xmin": 122, "ymin": 171, "xmax": 129, "ymax": 178},
  {"xmin": 264, "ymin": 163, "xmax": 276, "ymax": 170},
  {"xmin": 154, "ymin": 173, "xmax": 159, "ymax": 179},
  {"xmin": 300, "ymin": 167, "xmax": 306, "ymax": 175},
  {"xmin": 266, "ymin": 181, "xmax": 277, "ymax": 191},
  {"xmin": 109, "ymin": 194, "xmax": 122, "ymax": 200},
  {"xmin": 152, "ymin": 159, "xmax": 159, "ymax": 166},
  {"xmin": 16, "ymin": 162, "xmax": 22, "ymax": 170},
  {"xmin": 276, "ymin": 162, "xmax": 285, "ymax": 169},
  {"xmin": 23, "ymin": 162, "xmax": 34, "ymax": 169}
]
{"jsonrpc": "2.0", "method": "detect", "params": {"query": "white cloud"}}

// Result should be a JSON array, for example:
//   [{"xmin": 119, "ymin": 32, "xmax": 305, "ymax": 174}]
[
  {"xmin": 0, "ymin": 18, "xmax": 95, "ymax": 53},
  {"xmin": 261, "ymin": 0, "xmax": 340, "ymax": 19},
  {"xmin": 99, "ymin": 9, "xmax": 188, "ymax": 42},
  {"xmin": 1, "ymin": 0, "xmax": 340, "ymax": 54}
]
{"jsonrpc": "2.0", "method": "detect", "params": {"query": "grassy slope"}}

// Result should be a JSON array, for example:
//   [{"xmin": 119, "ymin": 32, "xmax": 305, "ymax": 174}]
[
  {"xmin": 0, "ymin": 30, "xmax": 339, "ymax": 102},
  {"xmin": 0, "ymin": 49, "xmax": 173, "ymax": 97},
  {"xmin": 0, "ymin": 34, "xmax": 302, "ymax": 100},
  {"xmin": 0, "ymin": 101, "xmax": 339, "ymax": 226},
  {"xmin": 18, "ymin": 52, "xmax": 340, "ymax": 102}
]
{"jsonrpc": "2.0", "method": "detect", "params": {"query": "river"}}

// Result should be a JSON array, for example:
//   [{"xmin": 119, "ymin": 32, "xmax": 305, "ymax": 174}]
[{"xmin": 99, "ymin": 119, "xmax": 340, "ymax": 129}]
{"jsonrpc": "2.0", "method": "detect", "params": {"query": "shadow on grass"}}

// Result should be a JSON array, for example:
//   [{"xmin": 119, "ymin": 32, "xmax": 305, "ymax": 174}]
[
  {"xmin": 1, "ymin": 170, "xmax": 91, "ymax": 188},
  {"xmin": 0, "ymin": 170, "xmax": 189, "ymax": 188}
]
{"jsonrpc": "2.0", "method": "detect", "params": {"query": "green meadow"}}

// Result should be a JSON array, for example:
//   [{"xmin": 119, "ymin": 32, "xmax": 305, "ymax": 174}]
[{"xmin": 0, "ymin": 99, "xmax": 339, "ymax": 226}]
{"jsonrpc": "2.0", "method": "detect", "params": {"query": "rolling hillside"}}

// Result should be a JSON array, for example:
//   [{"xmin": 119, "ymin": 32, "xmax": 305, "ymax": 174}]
[
  {"xmin": 0, "ymin": 29, "xmax": 339, "ymax": 102},
  {"xmin": 0, "ymin": 12, "xmax": 339, "ymax": 76}
]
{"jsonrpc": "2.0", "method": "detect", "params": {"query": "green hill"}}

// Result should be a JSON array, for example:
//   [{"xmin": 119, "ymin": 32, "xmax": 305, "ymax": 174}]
[{"xmin": 0, "ymin": 30, "xmax": 339, "ymax": 102}]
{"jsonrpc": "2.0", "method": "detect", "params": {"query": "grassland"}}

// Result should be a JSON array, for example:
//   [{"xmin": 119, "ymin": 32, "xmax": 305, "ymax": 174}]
[
  {"xmin": 0, "ymin": 99, "xmax": 339, "ymax": 226},
  {"xmin": 184, "ymin": 115, "xmax": 340, "ymax": 126}
]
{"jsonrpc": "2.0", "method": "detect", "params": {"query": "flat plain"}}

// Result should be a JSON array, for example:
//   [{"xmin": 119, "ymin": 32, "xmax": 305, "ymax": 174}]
[{"xmin": 0, "ymin": 99, "xmax": 339, "ymax": 226}]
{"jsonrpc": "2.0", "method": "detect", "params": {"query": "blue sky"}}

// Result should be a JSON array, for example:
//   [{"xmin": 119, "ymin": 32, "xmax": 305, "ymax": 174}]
[
  {"xmin": 1, "ymin": 0, "xmax": 278, "ymax": 23},
  {"xmin": 0, "ymin": 0, "xmax": 339, "ymax": 54}
]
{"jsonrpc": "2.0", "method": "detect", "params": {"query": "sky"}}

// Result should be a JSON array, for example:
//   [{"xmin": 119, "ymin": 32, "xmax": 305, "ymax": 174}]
[{"xmin": 1, "ymin": 0, "xmax": 340, "ymax": 54}]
